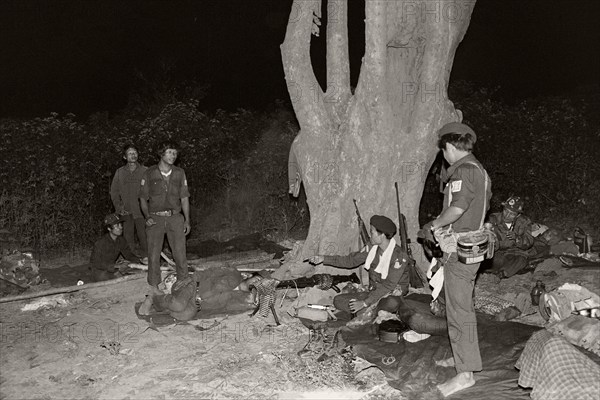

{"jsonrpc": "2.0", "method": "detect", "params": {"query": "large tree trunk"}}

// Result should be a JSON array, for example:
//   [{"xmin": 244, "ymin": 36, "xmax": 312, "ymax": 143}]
[{"xmin": 282, "ymin": 0, "xmax": 476, "ymax": 267}]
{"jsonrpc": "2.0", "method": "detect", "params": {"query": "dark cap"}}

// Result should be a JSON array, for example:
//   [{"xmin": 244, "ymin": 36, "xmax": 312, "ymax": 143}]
[
  {"xmin": 502, "ymin": 196, "xmax": 524, "ymax": 213},
  {"xmin": 104, "ymin": 213, "xmax": 122, "ymax": 226},
  {"xmin": 370, "ymin": 215, "xmax": 397, "ymax": 236},
  {"xmin": 438, "ymin": 122, "xmax": 477, "ymax": 143}
]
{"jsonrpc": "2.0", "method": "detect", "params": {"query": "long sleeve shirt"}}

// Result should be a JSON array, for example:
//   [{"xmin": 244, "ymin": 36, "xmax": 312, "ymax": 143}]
[
  {"xmin": 90, "ymin": 234, "xmax": 141, "ymax": 272},
  {"xmin": 323, "ymin": 244, "xmax": 410, "ymax": 306},
  {"xmin": 488, "ymin": 212, "xmax": 535, "ymax": 253},
  {"xmin": 110, "ymin": 163, "xmax": 147, "ymax": 218}
]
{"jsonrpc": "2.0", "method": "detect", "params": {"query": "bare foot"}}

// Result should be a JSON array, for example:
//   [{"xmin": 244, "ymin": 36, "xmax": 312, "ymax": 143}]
[
  {"xmin": 437, "ymin": 372, "xmax": 475, "ymax": 397},
  {"xmin": 435, "ymin": 357, "xmax": 455, "ymax": 367},
  {"xmin": 138, "ymin": 296, "xmax": 154, "ymax": 315}
]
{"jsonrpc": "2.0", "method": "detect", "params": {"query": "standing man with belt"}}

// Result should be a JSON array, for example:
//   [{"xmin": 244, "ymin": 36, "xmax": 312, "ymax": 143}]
[
  {"xmin": 426, "ymin": 122, "xmax": 491, "ymax": 397},
  {"xmin": 138, "ymin": 140, "xmax": 192, "ymax": 315}
]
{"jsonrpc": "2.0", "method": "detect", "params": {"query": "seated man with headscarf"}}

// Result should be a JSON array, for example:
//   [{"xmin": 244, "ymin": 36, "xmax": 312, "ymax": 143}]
[{"xmin": 309, "ymin": 215, "xmax": 411, "ymax": 316}]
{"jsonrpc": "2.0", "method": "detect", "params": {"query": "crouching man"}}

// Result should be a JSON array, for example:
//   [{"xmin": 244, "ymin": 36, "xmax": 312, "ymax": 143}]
[
  {"xmin": 309, "ymin": 215, "xmax": 410, "ymax": 316},
  {"xmin": 89, "ymin": 214, "xmax": 146, "ymax": 282},
  {"xmin": 486, "ymin": 196, "xmax": 534, "ymax": 278}
]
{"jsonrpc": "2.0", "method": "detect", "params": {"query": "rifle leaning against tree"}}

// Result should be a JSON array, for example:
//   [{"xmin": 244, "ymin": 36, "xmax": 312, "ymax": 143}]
[
  {"xmin": 394, "ymin": 182, "xmax": 426, "ymax": 288},
  {"xmin": 353, "ymin": 199, "xmax": 372, "ymax": 249}
]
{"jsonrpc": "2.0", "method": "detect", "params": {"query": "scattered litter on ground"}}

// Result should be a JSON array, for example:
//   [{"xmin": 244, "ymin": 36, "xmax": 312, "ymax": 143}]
[
  {"xmin": 540, "ymin": 282, "xmax": 600, "ymax": 323},
  {"xmin": 403, "ymin": 330, "xmax": 431, "ymax": 343},
  {"xmin": 20, "ymin": 294, "xmax": 70, "ymax": 311},
  {"xmin": 1, "ymin": 250, "xmax": 41, "ymax": 289},
  {"xmin": 547, "ymin": 315, "xmax": 600, "ymax": 356},
  {"xmin": 100, "ymin": 341, "xmax": 121, "ymax": 356}
]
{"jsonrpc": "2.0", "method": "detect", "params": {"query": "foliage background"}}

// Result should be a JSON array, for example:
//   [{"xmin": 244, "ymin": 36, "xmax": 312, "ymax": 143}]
[
  {"xmin": 420, "ymin": 82, "xmax": 599, "ymax": 238},
  {"xmin": 1, "ymin": 81, "xmax": 598, "ymax": 257}
]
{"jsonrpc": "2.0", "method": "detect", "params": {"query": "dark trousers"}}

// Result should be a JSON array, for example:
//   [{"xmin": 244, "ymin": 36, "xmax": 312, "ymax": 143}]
[
  {"xmin": 146, "ymin": 213, "xmax": 188, "ymax": 287},
  {"xmin": 492, "ymin": 251, "xmax": 528, "ymax": 277},
  {"xmin": 444, "ymin": 252, "xmax": 482, "ymax": 373},
  {"xmin": 377, "ymin": 295, "xmax": 448, "ymax": 336},
  {"xmin": 90, "ymin": 268, "xmax": 119, "ymax": 282},
  {"xmin": 333, "ymin": 292, "xmax": 370, "ymax": 313},
  {"xmin": 122, "ymin": 215, "xmax": 148, "ymax": 257}
]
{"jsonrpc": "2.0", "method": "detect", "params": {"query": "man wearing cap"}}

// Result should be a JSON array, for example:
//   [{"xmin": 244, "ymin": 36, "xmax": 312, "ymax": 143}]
[
  {"xmin": 110, "ymin": 144, "xmax": 148, "ymax": 257},
  {"xmin": 89, "ymin": 214, "xmax": 144, "ymax": 282},
  {"xmin": 425, "ymin": 122, "xmax": 491, "ymax": 397},
  {"xmin": 485, "ymin": 196, "xmax": 534, "ymax": 278},
  {"xmin": 309, "ymin": 215, "xmax": 410, "ymax": 315},
  {"xmin": 138, "ymin": 140, "xmax": 191, "ymax": 315}
]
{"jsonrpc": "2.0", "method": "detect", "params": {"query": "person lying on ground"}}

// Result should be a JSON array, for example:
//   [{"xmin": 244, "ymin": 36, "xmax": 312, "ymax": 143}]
[
  {"xmin": 235, "ymin": 272, "xmax": 361, "ymax": 294},
  {"xmin": 152, "ymin": 274, "xmax": 198, "ymax": 321},
  {"xmin": 485, "ymin": 195, "xmax": 534, "ymax": 278},
  {"xmin": 308, "ymin": 215, "xmax": 410, "ymax": 317},
  {"xmin": 89, "ymin": 213, "xmax": 147, "ymax": 282}
]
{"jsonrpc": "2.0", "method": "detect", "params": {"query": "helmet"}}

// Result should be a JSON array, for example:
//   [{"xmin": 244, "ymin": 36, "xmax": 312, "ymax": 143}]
[
  {"xmin": 502, "ymin": 196, "xmax": 524, "ymax": 213},
  {"xmin": 103, "ymin": 213, "xmax": 122, "ymax": 226}
]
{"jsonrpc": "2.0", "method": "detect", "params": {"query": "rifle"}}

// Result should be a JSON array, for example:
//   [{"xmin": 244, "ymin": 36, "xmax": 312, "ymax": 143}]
[
  {"xmin": 353, "ymin": 199, "xmax": 372, "ymax": 248},
  {"xmin": 394, "ymin": 182, "xmax": 426, "ymax": 288}
]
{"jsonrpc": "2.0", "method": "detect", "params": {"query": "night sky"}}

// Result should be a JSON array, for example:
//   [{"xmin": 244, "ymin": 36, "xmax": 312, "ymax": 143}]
[{"xmin": 1, "ymin": 0, "xmax": 598, "ymax": 118}]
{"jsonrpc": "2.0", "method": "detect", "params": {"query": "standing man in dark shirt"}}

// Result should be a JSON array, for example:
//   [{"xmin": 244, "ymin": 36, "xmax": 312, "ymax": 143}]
[
  {"xmin": 309, "ymin": 215, "xmax": 410, "ymax": 315},
  {"xmin": 426, "ymin": 122, "xmax": 491, "ymax": 397},
  {"xmin": 90, "ymin": 214, "xmax": 143, "ymax": 282},
  {"xmin": 110, "ymin": 144, "xmax": 148, "ymax": 257},
  {"xmin": 138, "ymin": 140, "xmax": 191, "ymax": 315}
]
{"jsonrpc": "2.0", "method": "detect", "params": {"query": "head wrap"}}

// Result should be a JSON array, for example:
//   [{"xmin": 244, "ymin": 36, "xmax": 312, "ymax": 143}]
[{"xmin": 370, "ymin": 215, "xmax": 397, "ymax": 236}]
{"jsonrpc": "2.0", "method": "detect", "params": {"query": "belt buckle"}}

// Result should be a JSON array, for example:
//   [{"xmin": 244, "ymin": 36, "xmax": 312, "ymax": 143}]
[{"xmin": 153, "ymin": 210, "xmax": 172, "ymax": 217}]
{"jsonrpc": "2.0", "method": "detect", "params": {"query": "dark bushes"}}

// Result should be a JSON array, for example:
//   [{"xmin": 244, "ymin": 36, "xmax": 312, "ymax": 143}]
[
  {"xmin": 0, "ymin": 102, "xmax": 268, "ymax": 253},
  {"xmin": 451, "ymin": 82, "xmax": 599, "ymax": 230},
  {"xmin": 1, "ymin": 82, "xmax": 598, "ymax": 254}
]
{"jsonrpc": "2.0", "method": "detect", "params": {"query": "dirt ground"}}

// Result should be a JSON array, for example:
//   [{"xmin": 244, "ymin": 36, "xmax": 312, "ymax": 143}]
[
  {"xmin": 0, "ymin": 270, "xmax": 399, "ymax": 400},
  {"xmin": 1, "ymin": 250, "xmax": 598, "ymax": 400}
]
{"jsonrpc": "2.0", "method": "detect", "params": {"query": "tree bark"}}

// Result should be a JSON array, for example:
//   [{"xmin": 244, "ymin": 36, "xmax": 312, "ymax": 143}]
[{"xmin": 282, "ymin": 0, "xmax": 476, "ymax": 267}]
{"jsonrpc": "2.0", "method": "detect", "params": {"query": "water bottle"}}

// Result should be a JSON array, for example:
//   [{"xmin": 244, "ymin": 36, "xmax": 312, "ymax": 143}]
[{"xmin": 530, "ymin": 280, "xmax": 545, "ymax": 306}]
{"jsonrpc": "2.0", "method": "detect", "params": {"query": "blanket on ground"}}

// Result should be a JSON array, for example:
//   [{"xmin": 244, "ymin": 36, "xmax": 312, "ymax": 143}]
[
  {"xmin": 342, "ymin": 295, "xmax": 540, "ymax": 399},
  {"xmin": 516, "ymin": 329, "xmax": 600, "ymax": 400}
]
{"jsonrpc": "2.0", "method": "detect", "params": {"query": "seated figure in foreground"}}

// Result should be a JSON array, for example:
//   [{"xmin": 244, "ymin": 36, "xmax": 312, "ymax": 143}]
[{"xmin": 309, "ymin": 215, "xmax": 410, "ymax": 316}]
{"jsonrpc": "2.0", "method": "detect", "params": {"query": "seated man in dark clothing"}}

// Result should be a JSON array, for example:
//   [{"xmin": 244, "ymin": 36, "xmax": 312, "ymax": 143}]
[
  {"xmin": 309, "ymin": 215, "xmax": 411, "ymax": 316},
  {"xmin": 486, "ymin": 196, "xmax": 534, "ymax": 278},
  {"xmin": 89, "ymin": 214, "xmax": 145, "ymax": 282}
]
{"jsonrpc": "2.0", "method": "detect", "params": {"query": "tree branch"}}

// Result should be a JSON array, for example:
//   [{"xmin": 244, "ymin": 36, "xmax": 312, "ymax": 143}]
[
  {"xmin": 325, "ymin": 0, "xmax": 351, "ymax": 125},
  {"xmin": 353, "ymin": 0, "xmax": 389, "ymax": 133},
  {"xmin": 281, "ymin": 0, "xmax": 331, "ymax": 136},
  {"xmin": 357, "ymin": 1, "xmax": 387, "ymax": 90}
]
